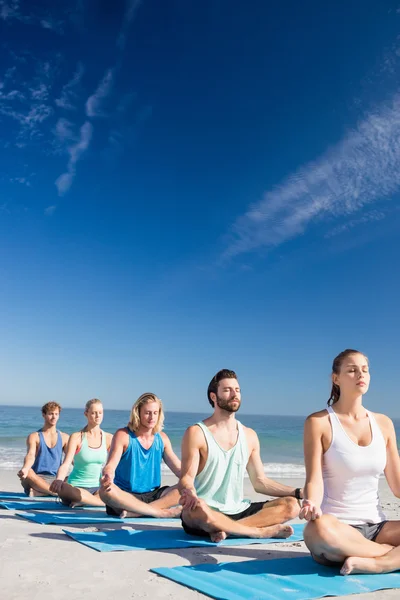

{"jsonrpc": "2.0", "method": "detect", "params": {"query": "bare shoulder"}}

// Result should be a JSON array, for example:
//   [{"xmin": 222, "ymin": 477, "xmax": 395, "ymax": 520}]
[
  {"xmin": 68, "ymin": 431, "xmax": 80, "ymax": 441},
  {"xmin": 27, "ymin": 431, "xmax": 39, "ymax": 444},
  {"xmin": 242, "ymin": 425, "xmax": 258, "ymax": 442},
  {"xmin": 183, "ymin": 424, "xmax": 206, "ymax": 447},
  {"xmin": 114, "ymin": 427, "xmax": 129, "ymax": 440},
  {"xmin": 371, "ymin": 412, "xmax": 394, "ymax": 435},
  {"xmin": 160, "ymin": 431, "xmax": 171, "ymax": 444}
]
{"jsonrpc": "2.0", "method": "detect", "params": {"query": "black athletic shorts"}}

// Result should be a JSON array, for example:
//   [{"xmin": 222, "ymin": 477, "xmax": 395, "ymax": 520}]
[
  {"xmin": 105, "ymin": 485, "xmax": 170, "ymax": 516},
  {"xmin": 181, "ymin": 500, "xmax": 269, "ymax": 537}
]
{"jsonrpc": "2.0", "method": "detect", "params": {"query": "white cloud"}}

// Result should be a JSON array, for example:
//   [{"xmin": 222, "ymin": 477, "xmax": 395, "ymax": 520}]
[
  {"xmin": 85, "ymin": 68, "xmax": 114, "ymax": 118},
  {"xmin": 44, "ymin": 205, "xmax": 56, "ymax": 215},
  {"xmin": 117, "ymin": 0, "xmax": 142, "ymax": 50},
  {"xmin": 54, "ymin": 117, "xmax": 76, "ymax": 143},
  {"xmin": 55, "ymin": 121, "xmax": 93, "ymax": 196},
  {"xmin": 325, "ymin": 209, "xmax": 386, "ymax": 238},
  {"xmin": 223, "ymin": 93, "xmax": 400, "ymax": 259},
  {"xmin": 55, "ymin": 62, "xmax": 84, "ymax": 110}
]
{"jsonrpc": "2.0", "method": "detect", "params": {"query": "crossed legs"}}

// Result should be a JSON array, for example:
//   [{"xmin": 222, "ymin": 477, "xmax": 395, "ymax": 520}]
[
  {"xmin": 304, "ymin": 514, "xmax": 400, "ymax": 575},
  {"xmin": 99, "ymin": 482, "xmax": 182, "ymax": 518},
  {"xmin": 182, "ymin": 496, "xmax": 299, "ymax": 542},
  {"xmin": 19, "ymin": 469, "xmax": 56, "ymax": 497}
]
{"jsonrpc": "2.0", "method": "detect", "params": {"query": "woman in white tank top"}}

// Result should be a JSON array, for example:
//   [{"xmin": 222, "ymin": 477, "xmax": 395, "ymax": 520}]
[{"xmin": 300, "ymin": 349, "xmax": 400, "ymax": 576}]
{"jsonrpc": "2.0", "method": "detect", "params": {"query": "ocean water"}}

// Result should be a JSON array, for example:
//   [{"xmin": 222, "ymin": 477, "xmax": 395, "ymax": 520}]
[{"xmin": 1, "ymin": 405, "xmax": 304, "ymax": 478}]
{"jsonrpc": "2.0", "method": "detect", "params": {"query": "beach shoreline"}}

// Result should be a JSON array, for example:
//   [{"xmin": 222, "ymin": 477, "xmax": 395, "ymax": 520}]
[{"xmin": 2, "ymin": 469, "xmax": 400, "ymax": 599}]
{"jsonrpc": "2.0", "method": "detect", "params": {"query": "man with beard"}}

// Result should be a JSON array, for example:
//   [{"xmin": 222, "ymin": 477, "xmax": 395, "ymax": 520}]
[{"xmin": 179, "ymin": 369, "xmax": 302, "ymax": 541}]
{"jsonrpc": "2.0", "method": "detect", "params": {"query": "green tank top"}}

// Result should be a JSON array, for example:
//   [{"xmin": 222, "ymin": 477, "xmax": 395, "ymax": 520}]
[
  {"xmin": 194, "ymin": 421, "xmax": 250, "ymax": 515},
  {"xmin": 68, "ymin": 431, "xmax": 107, "ymax": 488}
]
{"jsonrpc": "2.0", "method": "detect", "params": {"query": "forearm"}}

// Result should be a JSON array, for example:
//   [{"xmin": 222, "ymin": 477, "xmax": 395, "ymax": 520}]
[
  {"xmin": 55, "ymin": 463, "xmax": 70, "ymax": 481},
  {"xmin": 22, "ymin": 454, "xmax": 36, "ymax": 471},
  {"xmin": 178, "ymin": 473, "xmax": 196, "ymax": 493},
  {"xmin": 253, "ymin": 477, "xmax": 302, "ymax": 498},
  {"xmin": 304, "ymin": 481, "xmax": 323, "ymax": 506}
]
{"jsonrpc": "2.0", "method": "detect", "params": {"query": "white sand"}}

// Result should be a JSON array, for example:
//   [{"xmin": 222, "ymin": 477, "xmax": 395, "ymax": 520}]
[{"xmin": 1, "ymin": 469, "xmax": 400, "ymax": 599}]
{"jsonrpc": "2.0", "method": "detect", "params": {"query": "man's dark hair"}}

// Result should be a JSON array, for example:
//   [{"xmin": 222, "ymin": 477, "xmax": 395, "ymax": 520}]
[{"xmin": 207, "ymin": 369, "xmax": 238, "ymax": 408}]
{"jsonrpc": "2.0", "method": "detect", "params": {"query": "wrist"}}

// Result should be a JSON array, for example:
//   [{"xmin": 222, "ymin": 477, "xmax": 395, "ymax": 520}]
[{"xmin": 294, "ymin": 488, "xmax": 303, "ymax": 500}]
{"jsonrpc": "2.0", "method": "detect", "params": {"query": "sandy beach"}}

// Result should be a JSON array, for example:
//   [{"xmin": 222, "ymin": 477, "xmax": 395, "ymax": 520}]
[{"xmin": 1, "ymin": 469, "xmax": 400, "ymax": 600}]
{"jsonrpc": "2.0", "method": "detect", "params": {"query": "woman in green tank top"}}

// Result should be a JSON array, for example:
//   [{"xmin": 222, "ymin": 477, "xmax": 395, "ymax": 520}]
[{"xmin": 50, "ymin": 399, "xmax": 113, "ymax": 507}]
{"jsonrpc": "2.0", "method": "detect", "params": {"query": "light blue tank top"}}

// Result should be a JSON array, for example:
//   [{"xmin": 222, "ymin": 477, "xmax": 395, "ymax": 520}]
[
  {"xmin": 194, "ymin": 421, "xmax": 250, "ymax": 515},
  {"xmin": 114, "ymin": 429, "xmax": 164, "ymax": 494},
  {"xmin": 32, "ymin": 430, "xmax": 63, "ymax": 476}
]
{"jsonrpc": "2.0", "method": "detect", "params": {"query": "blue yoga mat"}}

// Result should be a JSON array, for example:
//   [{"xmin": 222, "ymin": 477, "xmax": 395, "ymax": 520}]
[
  {"xmin": 0, "ymin": 492, "xmax": 50, "ymax": 500},
  {"xmin": 153, "ymin": 555, "xmax": 400, "ymax": 600},
  {"xmin": 0, "ymin": 501, "xmax": 103, "ymax": 511},
  {"xmin": 63, "ymin": 523, "xmax": 304, "ymax": 552},
  {"xmin": 17, "ymin": 511, "xmax": 182, "ymax": 525}
]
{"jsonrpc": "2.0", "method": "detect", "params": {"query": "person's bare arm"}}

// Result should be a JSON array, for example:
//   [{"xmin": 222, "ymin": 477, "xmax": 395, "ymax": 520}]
[
  {"xmin": 378, "ymin": 414, "xmax": 400, "ymax": 498},
  {"xmin": 178, "ymin": 426, "xmax": 203, "ymax": 510},
  {"xmin": 161, "ymin": 432, "xmax": 181, "ymax": 478},
  {"xmin": 246, "ymin": 428, "xmax": 302, "ymax": 497},
  {"xmin": 100, "ymin": 429, "xmax": 128, "ymax": 490},
  {"xmin": 50, "ymin": 432, "xmax": 80, "ymax": 494},
  {"xmin": 18, "ymin": 433, "xmax": 39, "ymax": 479},
  {"xmin": 300, "ymin": 412, "xmax": 325, "ymax": 521},
  {"xmin": 105, "ymin": 432, "xmax": 113, "ymax": 451},
  {"xmin": 61, "ymin": 432, "xmax": 70, "ymax": 452}
]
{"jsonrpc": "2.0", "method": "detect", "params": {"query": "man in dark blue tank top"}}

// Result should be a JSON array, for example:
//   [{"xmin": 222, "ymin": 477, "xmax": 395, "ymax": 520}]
[
  {"xmin": 18, "ymin": 402, "xmax": 69, "ymax": 497},
  {"xmin": 100, "ymin": 393, "xmax": 182, "ymax": 518}
]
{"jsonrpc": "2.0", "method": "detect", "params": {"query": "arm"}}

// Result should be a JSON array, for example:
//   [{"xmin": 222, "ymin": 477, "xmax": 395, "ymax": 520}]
[
  {"xmin": 61, "ymin": 432, "xmax": 70, "ymax": 452},
  {"xmin": 300, "ymin": 414, "xmax": 325, "ymax": 520},
  {"xmin": 161, "ymin": 432, "xmax": 181, "ymax": 478},
  {"xmin": 105, "ymin": 432, "xmax": 113, "ymax": 451},
  {"xmin": 178, "ymin": 426, "xmax": 202, "ymax": 510},
  {"xmin": 246, "ymin": 429, "xmax": 302, "ymax": 497},
  {"xmin": 100, "ymin": 429, "xmax": 128, "ymax": 490},
  {"xmin": 50, "ymin": 432, "xmax": 81, "ymax": 494},
  {"xmin": 380, "ymin": 415, "xmax": 400, "ymax": 498},
  {"xmin": 18, "ymin": 433, "xmax": 39, "ymax": 478}
]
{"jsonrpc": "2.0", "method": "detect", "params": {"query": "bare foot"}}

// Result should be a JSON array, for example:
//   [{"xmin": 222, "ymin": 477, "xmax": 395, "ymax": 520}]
[
  {"xmin": 255, "ymin": 524, "xmax": 294, "ymax": 539},
  {"xmin": 210, "ymin": 531, "xmax": 227, "ymax": 543},
  {"xmin": 158, "ymin": 505, "xmax": 182, "ymax": 519},
  {"xmin": 119, "ymin": 510, "xmax": 142, "ymax": 519},
  {"xmin": 70, "ymin": 501, "xmax": 85, "ymax": 509},
  {"xmin": 341, "ymin": 557, "xmax": 380, "ymax": 576}
]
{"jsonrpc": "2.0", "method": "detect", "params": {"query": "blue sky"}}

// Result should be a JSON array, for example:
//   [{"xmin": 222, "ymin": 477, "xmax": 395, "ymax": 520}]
[{"xmin": 1, "ymin": 1, "xmax": 400, "ymax": 416}]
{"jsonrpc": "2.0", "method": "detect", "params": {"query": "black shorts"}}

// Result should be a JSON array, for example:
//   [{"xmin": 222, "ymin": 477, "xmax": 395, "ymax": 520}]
[
  {"xmin": 105, "ymin": 485, "xmax": 170, "ymax": 516},
  {"xmin": 350, "ymin": 520, "xmax": 388, "ymax": 541},
  {"xmin": 181, "ymin": 501, "xmax": 268, "ymax": 537}
]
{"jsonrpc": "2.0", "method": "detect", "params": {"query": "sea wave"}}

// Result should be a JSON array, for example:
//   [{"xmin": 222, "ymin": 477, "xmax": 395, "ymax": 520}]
[{"xmin": 0, "ymin": 446, "xmax": 305, "ymax": 478}]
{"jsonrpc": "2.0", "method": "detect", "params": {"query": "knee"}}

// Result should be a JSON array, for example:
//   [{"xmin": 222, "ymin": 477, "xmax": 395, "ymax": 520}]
[
  {"xmin": 282, "ymin": 496, "xmax": 300, "ymax": 520},
  {"xmin": 304, "ymin": 515, "xmax": 340, "ymax": 550},
  {"xmin": 99, "ymin": 486, "xmax": 112, "ymax": 503},
  {"xmin": 183, "ymin": 498, "xmax": 209, "ymax": 523}
]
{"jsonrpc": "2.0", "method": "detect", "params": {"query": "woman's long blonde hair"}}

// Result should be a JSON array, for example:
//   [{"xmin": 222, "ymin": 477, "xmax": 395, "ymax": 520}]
[{"xmin": 128, "ymin": 393, "xmax": 164, "ymax": 434}]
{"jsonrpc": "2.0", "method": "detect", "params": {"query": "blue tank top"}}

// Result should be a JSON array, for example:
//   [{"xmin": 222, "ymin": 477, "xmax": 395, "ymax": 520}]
[
  {"xmin": 114, "ymin": 429, "xmax": 164, "ymax": 494},
  {"xmin": 32, "ymin": 430, "xmax": 63, "ymax": 476}
]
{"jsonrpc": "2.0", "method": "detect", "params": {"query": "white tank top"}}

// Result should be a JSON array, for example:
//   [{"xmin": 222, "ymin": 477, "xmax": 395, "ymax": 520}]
[{"xmin": 321, "ymin": 406, "xmax": 387, "ymax": 525}]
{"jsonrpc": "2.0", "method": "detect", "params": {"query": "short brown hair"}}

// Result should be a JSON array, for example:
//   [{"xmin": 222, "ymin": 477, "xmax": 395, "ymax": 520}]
[
  {"xmin": 207, "ymin": 369, "xmax": 238, "ymax": 408},
  {"xmin": 42, "ymin": 401, "xmax": 62, "ymax": 415}
]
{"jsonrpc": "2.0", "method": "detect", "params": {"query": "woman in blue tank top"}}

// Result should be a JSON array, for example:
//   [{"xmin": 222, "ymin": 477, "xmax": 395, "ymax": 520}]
[
  {"xmin": 50, "ymin": 399, "xmax": 113, "ymax": 507},
  {"xmin": 301, "ymin": 349, "xmax": 400, "ymax": 576},
  {"xmin": 99, "ymin": 393, "xmax": 182, "ymax": 518}
]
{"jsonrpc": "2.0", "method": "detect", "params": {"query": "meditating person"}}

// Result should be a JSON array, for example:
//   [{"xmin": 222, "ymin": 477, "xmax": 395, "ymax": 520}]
[
  {"xmin": 49, "ymin": 398, "xmax": 112, "ymax": 507},
  {"xmin": 99, "ymin": 392, "xmax": 182, "ymax": 518},
  {"xmin": 18, "ymin": 402, "xmax": 69, "ymax": 496},
  {"xmin": 179, "ymin": 369, "xmax": 301, "ymax": 541},
  {"xmin": 300, "ymin": 348, "xmax": 400, "ymax": 575}
]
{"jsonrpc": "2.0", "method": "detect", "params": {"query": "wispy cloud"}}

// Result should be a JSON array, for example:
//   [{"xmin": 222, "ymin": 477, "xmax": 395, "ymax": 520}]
[
  {"xmin": 325, "ymin": 209, "xmax": 386, "ymax": 238},
  {"xmin": 55, "ymin": 62, "xmax": 84, "ymax": 110},
  {"xmin": 44, "ymin": 205, "xmax": 56, "ymax": 215},
  {"xmin": 55, "ymin": 121, "xmax": 93, "ymax": 196},
  {"xmin": 85, "ymin": 68, "xmax": 114, "ymax": 118},
  {"xmin": 117, "ymin": 0, "xmax": 142, "ymax": 50},
  {"xmin": 223, "ymin": 93, "xmax": 400, "ymax": 259}
]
